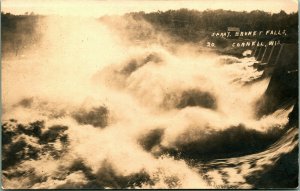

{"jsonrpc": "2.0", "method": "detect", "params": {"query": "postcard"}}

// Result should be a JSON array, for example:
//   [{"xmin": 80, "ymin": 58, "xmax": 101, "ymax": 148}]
[{"xmin": 1, "ymin": 0, "xmax": 298, "ymax": 189}]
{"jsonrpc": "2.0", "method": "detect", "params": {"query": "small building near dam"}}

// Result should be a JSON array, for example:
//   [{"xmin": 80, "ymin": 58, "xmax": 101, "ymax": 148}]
[{"xmin": 227, "ymin": 27, "xmax": 240, "ymax": 39}]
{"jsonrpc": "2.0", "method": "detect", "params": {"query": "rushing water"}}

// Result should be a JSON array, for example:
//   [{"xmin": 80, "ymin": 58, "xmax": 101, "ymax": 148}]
[{"xmin": 2, "ymin": 16, "xmax": 297, "ymax": 189}]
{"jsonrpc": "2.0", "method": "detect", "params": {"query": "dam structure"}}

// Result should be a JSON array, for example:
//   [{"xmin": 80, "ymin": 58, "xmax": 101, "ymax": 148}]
[{"xmin": 252, "ymin": 43, "xmax": 298, "ymax": 118}]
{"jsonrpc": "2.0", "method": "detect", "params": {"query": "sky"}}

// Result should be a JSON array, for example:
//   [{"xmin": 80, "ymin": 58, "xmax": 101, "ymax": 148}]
[{"xmin": 1, "ymin": 0, "xmax": 298, "ymax": 17}]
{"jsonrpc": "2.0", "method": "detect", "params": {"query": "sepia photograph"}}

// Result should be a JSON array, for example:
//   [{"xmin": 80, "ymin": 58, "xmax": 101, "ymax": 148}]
[{"xmin": 1, "ymin": 0, "xmax": 298, "ymax": 189}]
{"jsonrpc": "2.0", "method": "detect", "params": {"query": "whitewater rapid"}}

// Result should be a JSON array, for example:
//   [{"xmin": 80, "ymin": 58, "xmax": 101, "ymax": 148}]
[{"xmin": 2, "ymin": 16, "xmax": 296, "ymax": 189}]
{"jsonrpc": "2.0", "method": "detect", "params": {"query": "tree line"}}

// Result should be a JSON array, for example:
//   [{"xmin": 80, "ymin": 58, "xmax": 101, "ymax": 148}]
[
  {"xmin": 125, "ymin": 9, "xmax": 298, "ymax": 42},
  {"xmin": 1, "ymin": 12, "xmax": 44, "ymax": 56}
]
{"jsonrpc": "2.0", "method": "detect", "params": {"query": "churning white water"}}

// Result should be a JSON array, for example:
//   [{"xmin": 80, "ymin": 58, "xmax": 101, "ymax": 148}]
[{"xmin": 2, "ymin": 16, "xmax": 295, "ymax": 189}]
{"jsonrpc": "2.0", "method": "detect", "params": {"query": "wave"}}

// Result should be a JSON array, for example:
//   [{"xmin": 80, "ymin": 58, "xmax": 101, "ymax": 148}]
[{"xmin": 2, "ymin": 15, "xmax": 297, "ymax": 189}]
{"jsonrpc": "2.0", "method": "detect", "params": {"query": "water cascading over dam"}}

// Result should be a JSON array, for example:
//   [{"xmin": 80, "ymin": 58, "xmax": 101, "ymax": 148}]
[{"xmin": 1, "ymin": 15, "xmax": 298, "ymax": 189}]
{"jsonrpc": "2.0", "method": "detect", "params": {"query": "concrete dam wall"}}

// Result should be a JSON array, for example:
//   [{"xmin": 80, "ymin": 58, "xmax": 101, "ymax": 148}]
[{"xmin": 254, "ymin": 43, "xmax": 298, "ymax": 119}]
